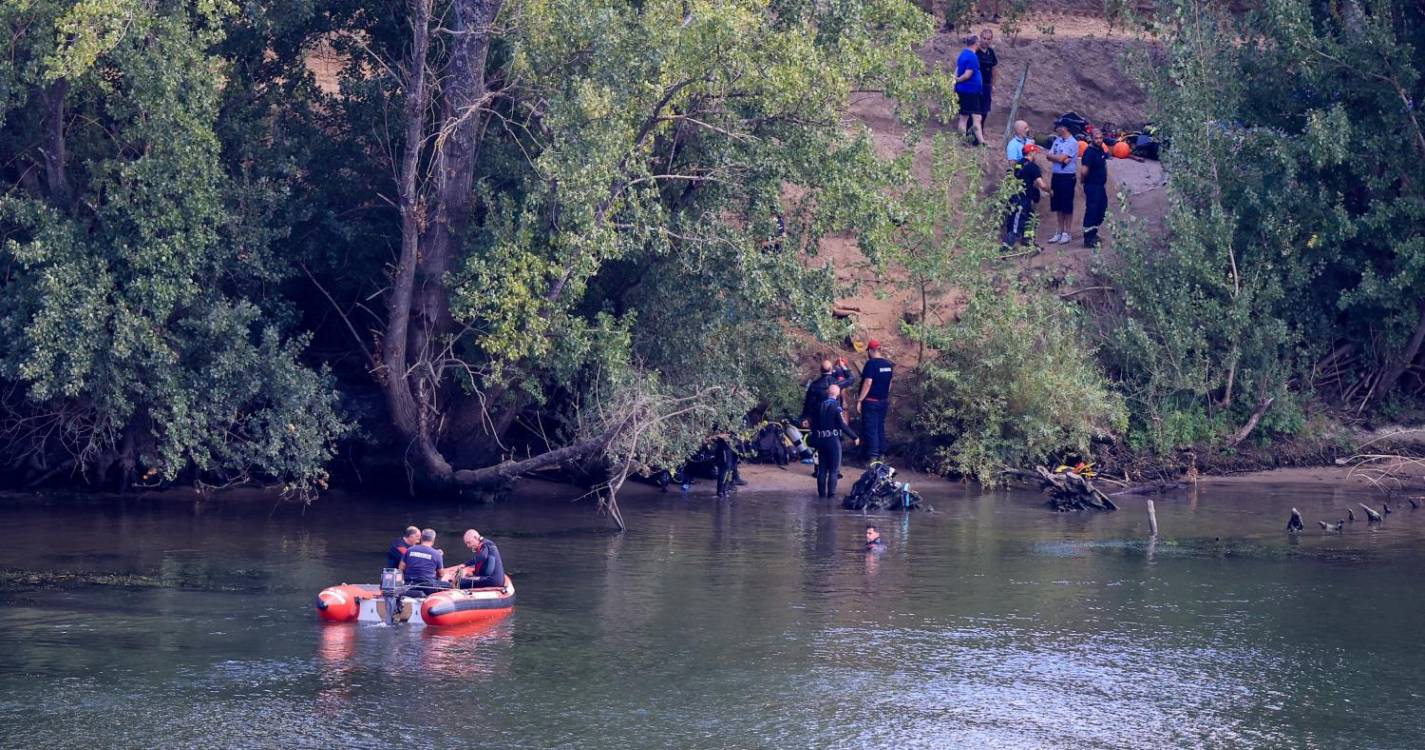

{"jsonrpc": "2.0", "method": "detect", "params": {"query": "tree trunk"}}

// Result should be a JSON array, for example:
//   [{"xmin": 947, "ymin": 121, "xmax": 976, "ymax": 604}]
[
  {"xmin": 384, "ymin": 0, "xmax": 451, "ymax": 482},
  {"xmin": 1372, "ymin": 298, "xmax": 1425, "ymax": 405},
  {"xmin": 42, "ymin": 79, "xmax": 69, "ymax": 208}
]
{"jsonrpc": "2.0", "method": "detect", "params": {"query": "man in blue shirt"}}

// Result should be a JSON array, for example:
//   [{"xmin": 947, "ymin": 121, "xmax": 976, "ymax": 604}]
[
  {"xmin": 954, "ymin": 35, "xmax": 986, "ymax": 147},
  {"xmin": 855, "ymin": 339, "xmax": 895, "ymax": 462},
  {"xmin": 1005, "ymin": 119, "xmax": 1030, "ymax": 166},
  {"xmin": 399, "ymin": 528, "xmax": 446, "ymax": 589},
  {"xmin": 1046, "ymin": 119, "xmax": 1080, "ymax": 244},
  {"xmin": 385, "ymin": 526, "xmax": 420, "ymax": 569}
]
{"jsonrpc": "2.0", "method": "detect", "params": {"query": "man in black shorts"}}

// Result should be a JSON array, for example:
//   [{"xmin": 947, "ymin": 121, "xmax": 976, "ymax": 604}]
[
  {"xmin": 954, "ymin": 35, "xmax": 986, "ymax": 146},
  {"xmin": 1046, "ymin": 119, "xmax": 1080, "ymax": 244}
]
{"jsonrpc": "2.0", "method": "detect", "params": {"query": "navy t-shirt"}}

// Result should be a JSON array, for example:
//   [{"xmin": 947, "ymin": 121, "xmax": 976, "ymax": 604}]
[
  {"xmin": 1081, "ymin": 144, "xmax": 1108, "ymax": 186},
  {"xmin": 955, "ymin": 49, "xmax": 982, "ymax": 93},
  {"xmin": 402, "ymin": 543, "xmax": 444, "ymax": 581},
  {"xmin": 862, "ymin": 357, "xmax": 895, "ymax": 400},
  {"xmin": 386, "ymin": 538, "xmax": 412, "ymax": 569},
  {"xmin": 1016, "ymin": 159, "xmax": 1043, "ymax": 203}
]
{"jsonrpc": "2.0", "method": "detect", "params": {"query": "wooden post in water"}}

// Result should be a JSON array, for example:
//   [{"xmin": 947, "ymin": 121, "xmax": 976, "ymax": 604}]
[
  {"xmin": 1003, "ymin": 63, "xmax": 1031, "ymax": 141},
  {"xmin": 1146, "ymin": 499, "xmax": 1159, "ymax": 536}
]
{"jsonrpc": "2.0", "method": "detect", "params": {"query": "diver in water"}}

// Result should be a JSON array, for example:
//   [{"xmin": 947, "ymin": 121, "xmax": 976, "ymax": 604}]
[
  {"xmin": 864, "ymin": 525, "xmax": 886, "ymax": 552},
  {"xmin": 813, "ymin": 384, "xmax": 859, "ymax": 498}
]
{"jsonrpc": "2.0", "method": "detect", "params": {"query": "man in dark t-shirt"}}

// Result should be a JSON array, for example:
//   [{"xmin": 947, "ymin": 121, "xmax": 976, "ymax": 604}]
[
  {"xmin": 386, "ymin": 526, "xmax": 420, "ymax": 569},
  {"xmin": 399, "ymin": 528, "xmax": 445, "ymax": 586},
  {"xmin": 455, "ymin": 529, "xmax": 506, "ymax": 589},
  {"xmin": 975, "ymin": 29, "xmax": 998, "ymax": 123},
  {"xmin": 1004, "ymin": 143, "xmax": 1049, "ymax": 249},
  {"xmin": 855, "ymin": 340, "xmax": 895, "ymax": 462},
  {"xmin": 1079, "ymin": 127, "xmax": 1109, "ymax": 248},
  {"xmin": 800, "ymin": 360, "xmax": 838, "ymax": 427}
]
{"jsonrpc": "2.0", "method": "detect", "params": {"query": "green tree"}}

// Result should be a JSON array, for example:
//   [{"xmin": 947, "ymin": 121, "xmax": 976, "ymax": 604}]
[
  {"xmin": 1104, "ymin": 0, "xmax": 1425, "ymax": 451},
  {"xmin": 0, "ymin": 1, "xmax": 347, "ymax": 493},
  {"xmin": 283, "ymin": 0, "xmax": 949, "ymax": 488}
]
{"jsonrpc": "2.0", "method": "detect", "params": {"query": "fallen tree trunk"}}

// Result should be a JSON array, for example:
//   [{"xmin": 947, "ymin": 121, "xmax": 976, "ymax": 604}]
[
  {"xmin": 1110, "ymin": 480, "xmax": 1190, "ymax": 497},
  {"xmin": 1003, "ymin": 466, "xmax": 1118, "ymax": 512}
]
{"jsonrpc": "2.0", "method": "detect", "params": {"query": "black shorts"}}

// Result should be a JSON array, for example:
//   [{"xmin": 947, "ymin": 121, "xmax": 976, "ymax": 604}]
[
  {"xmin": 980, "ymin": 84, "xmax": 993, "ymax": 115},
  {"xmin": 1050, "ymin": 173, "xmax": 1077, "ymax": 214},
  {"xmin": 957, "ymin": 91, "xmax": 982, "ymax": 116}
]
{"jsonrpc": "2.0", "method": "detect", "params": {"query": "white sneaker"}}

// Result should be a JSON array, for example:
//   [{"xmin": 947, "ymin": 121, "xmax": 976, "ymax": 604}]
[
  {"xmin": 1050, "ymin": 232, "xmax": 1065, "ymax": 244},
  {"xmin": 1057, "ymin": 233, "xmax": 1072, "ymax": 244}
]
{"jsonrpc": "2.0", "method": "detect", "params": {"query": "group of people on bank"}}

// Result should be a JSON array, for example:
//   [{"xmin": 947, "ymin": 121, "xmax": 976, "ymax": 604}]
[
  {"xmin": 951, "ymin": 30, "xmax": 1113, "ymax": 250},
  {"xmin": 1003, "ymin": 117, "xmax": 1110, "ymax": 249},
  {"xmin": 385, "ymin": 526, "xmax": 505, "ymax": 592},
  {"xmin": 798, "ymin": 339, "xmax": 895, "ymax": 498}
]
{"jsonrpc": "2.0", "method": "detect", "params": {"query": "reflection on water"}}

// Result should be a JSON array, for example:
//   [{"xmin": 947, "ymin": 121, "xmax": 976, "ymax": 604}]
[{"xmin": 2, "ymin": 477, "xmax": 1424, "ymax": 749}]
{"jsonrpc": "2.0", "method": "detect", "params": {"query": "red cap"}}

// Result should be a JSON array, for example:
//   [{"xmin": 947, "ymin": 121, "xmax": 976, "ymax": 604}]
[
  {"xmin": 1023, "ymin": 143, "xmax": 1040, "ymax": 155},
  {"xmin": 867, "ymin": 339, "xmax": 881, "ymax": 350}
]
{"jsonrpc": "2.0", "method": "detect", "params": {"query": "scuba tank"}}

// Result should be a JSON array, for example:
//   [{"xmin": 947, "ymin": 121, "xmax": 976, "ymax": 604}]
[{"xmin": 783, "ymin": 422, "xmax": 813, "ymax": 460}]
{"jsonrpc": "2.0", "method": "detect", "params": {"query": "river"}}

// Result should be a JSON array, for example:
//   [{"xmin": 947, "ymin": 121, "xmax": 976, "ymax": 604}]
[{"xmin": 2, "ymin": 472, "xmax": 1422, "ymax": 749}]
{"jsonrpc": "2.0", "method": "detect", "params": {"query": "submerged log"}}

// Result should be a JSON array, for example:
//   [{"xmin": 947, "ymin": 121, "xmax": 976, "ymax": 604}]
[
  {"xmin": 1110, "ymin": 480, "xmax": 1189, "ymax": 497},
  {"xmin": 1358, "ymin": 503, "xmax": 1384, "ymax": 523}
]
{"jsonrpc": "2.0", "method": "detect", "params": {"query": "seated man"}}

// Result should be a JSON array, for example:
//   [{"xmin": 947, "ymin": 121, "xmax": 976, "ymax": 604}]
[
  {"xmin": 398, "ymin": 528, "xmax": 447, "ymax": 590},
  {"xmin": 386, "ymin": 525, "xmax": 420, "ymax": 569},
  {"xmin": 454, "ymin": 529, "xmax": 505, "ymax": 590}
]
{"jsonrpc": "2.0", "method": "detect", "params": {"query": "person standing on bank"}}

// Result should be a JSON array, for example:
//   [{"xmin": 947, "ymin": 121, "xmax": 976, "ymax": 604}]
[
  {"xmin": 1046, "ymin": 119, "xmax": 1080, "ymax": 244},
  {"xmin": 1079, "ymin": 126, "xmax": 1108, "ymax": 248},
  {"xmin": 1003, "ymin": 143, "xmax": 1049, "ymax": 249},
  {"xmin": 814, "ymin": 384, "xmax": 859, "ymax": 499},
  {"xmin": 954, "ymin": 35, "xmax": 987, "ymax": 147},
  {"xmin": 1006, "ymin": 119, "xmax": 1031, "ymax": 166},
  {"xmin": 856, "ymin": 340, "xmax": 895, "ymax": 462},
  {"xmin": 976, "ymin": 29, "xmax": 998, "ymax": 127}
]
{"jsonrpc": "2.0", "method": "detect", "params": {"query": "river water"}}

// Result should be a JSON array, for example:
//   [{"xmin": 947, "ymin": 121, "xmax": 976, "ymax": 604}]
[{"xmin": 2, "ymin": 473, "xmax": 1422, "ymax": 749}]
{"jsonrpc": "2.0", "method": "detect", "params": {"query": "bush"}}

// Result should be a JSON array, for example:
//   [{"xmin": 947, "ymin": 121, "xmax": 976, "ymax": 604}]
[{"xmin": 913, "ymin": 285, "xmax": 1126, "ymax": 483}]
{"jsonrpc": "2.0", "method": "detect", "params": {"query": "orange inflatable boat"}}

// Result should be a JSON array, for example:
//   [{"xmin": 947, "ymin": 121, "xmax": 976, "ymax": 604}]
[{"xmin": 316, "ymin": 575, "xmax": 514, "ymax": 627}]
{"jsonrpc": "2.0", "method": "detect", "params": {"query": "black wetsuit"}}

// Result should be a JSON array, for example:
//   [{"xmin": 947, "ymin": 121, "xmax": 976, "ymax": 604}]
[
  {"xmin": 713, "ymin": 436, "xmax": 739, "ymax": 497},
  {"xmin": 800, "ymin": 373, "xmax": 835, "ymax": 425},
  {"xmin": 458, "ymin": 540, "xmax": 506, "ymax": 589},
  {"xmin": 864, "ymin": 538, "xmax": 887, "ymax": 553},
  {"xmin": 813, "ymin": 397, "xmax": 858, "ymax": 498}
]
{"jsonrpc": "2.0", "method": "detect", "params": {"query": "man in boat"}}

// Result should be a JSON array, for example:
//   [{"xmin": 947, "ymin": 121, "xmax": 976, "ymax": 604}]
[
  {"xmin": 398, "ymin": 528, "xmax": 447, "ymax": 589},
  {"xmin": 864, "ymin": 525, "xmax": 886, "ymax": 552},
  {"xmin": 385, "ymin": 525, "xmax": 420, "ymax": 569},
  {"xmin": 452, "ymin": 529, "xmax": 506, "ymax": 590}
]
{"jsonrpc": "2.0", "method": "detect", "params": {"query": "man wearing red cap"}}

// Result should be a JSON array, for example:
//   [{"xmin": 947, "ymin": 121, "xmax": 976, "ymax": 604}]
[
  {"xmin": 1003, "ymin": 142, "xmax": 1049, "ymax": 249},
  {"xmin": 855, "ymin": 340, "xmax": 895, "ymax": 462}
]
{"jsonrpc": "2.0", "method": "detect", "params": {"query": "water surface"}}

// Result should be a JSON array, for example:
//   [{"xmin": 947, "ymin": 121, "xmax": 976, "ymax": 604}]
[{"xmin": 2, "ymin": 475, "xmax": 1421, "ymax": 749}]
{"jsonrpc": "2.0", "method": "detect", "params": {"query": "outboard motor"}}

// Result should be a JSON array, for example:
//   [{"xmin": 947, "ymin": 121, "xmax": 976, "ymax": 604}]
[{"xmin": 380, "ymin": 567, "xmax": 403, "ymax": 625}]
